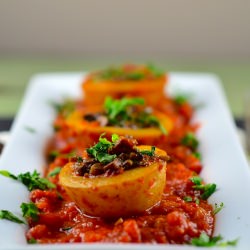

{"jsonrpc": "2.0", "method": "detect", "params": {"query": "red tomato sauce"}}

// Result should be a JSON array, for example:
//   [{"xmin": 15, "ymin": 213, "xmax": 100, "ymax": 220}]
[{"xmin": 26, "ymin": 97, "xmax": 215, "ymax": 244}]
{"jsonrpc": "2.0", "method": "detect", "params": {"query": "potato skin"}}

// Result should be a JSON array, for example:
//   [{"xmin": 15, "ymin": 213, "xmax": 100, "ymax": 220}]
[{"xmin": 59, "ymin": 146, "xmax": 167, "ymax": 217}]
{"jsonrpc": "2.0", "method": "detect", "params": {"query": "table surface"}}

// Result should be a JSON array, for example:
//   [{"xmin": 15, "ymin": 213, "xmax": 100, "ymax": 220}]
[{"xmin": 0, "ymin": 58, "xmax": 249, "ymax": 117}]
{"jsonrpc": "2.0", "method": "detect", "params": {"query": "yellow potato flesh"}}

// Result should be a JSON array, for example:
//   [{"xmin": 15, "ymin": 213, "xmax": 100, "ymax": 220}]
[{"xmin": 59, "ymin": 146, "xmax": 167, "ymax": 217}]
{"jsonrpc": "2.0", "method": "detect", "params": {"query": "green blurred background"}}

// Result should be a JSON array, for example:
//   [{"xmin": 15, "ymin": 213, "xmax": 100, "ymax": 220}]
[{"xmin": 0, "ymin": 58, "xmax": 249, "ymax": 118}]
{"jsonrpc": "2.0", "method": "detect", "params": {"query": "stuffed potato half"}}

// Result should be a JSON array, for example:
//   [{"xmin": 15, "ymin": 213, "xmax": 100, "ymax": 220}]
[{"xmin": 59, "ymin": 145, "xmax": 167, "ymax": 217}]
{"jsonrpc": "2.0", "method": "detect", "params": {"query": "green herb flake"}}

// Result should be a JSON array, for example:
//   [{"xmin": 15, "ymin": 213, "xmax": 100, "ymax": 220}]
[
  {"xmin": 50, "ymin": 99, "xmax": 75, "ymax": 117},
  {"xmin": 0, "ymin": 170, "xmax": 18, "ymax": 180},
  {"xmin": 48, "ymin": 167, "xmax": 61, "ymax": 177},
  {"xmin": 139, "ymin": 146, "xmax": 156, "ymax": 156},
  {"xmin": 0, "ymin": 170, "xmax": 55, "ymax": 191},
  {"xmin": 0, "ymin": 210, "xmax": 25, "ymax": 224},
  {"xmin": 190, "ymin": 176, "xmax": 202, "ymax": 186},
  {"xmin": 28, "ymin": 238, "xmax": 37, "ymax": 244},
  {"xmin": 195, "ymin": 198, "xmax": 200, "ymax": 205},
  {"xmin": 181, "ymin": 132, "xmax": 199, "ymax": 150},
  {"xmin": 147, "ymin": 63, "xmax": 164, "ymax": 77},
  {"xmin": 86, "ymin": 134, "xmax": 117, "ymax": 164},
  {"xmin": 24, "ymin": 126, "xmax": 36, "ymax": 133},
  {"xmin": 183, "ymin": 196, "xmax": 192, "ymax": 202},
  {"xmin": 213, "ymin": 202, "xmax": 225, "ymax": 215},
  {"xmin": 21, "ymin": 202, "xmax": 39, "ymax": 221},
  {"xmin": 126, "ymin": 72, "xmax": 145, "ymax": 80},
  {"xmin": 104, "ymin": 96, "xmax": 145, "ymax": 122},
  {"xmin": 61, "ymin": 226, "xmax": 72, "ymax": 231},
  {"xmin": 191, "ymin": 232, "xmax": 238, "ymax": 247},
  {"xmin": 173, "ymin": 91, "xmax": 193, "ymax": 106},
  {"xmin": 111, "ymin": 134, "xmax": 119, "ymax": 143},
  {"xmin": 104, "ymin": 97, "xmax": 167, "ymax": 134},
  {"xmin": 76, "ymin": 156, "xmax": 83, "ymax": 163},
  {"xmin": 193, "ymin": 152, "xmax": 202, "ymax": 160},
  {"xmin": 190, "ymin": 176, "xmax": 217, "ymax": 200}
]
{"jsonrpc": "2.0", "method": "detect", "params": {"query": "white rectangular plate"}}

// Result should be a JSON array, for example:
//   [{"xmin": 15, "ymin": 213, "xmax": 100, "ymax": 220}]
[{"xmin": 0, "ymin": 73, "xmax": 250, "ymax": 250}]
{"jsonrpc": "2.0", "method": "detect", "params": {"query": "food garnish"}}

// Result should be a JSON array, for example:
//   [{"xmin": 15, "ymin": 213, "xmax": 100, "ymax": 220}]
[
  {"xmin": 181, "ymin": 132, "xmax": 199, "ymax": 150},
  {"xmin": 84, "ymin": 96, "xmax": 167, "ymax": 134},
  {"xmin": 213, "ymin": 202, "xmax": 225, "ymax": 215},
  {"xmin": 190, "ymin": 176, "xmax": 217, "ymax": 200},
  {"xmin": 0, "ymin": 210, "xmax": 25, "ymax": 224},
  {"xmin": 21, "ymin": 202, "xmax": 39, "ymax": 221},
  {"xmin": 0, "ymin": 170, "xmax": 55, "ymax": 191},
  {"xmin": 191, "ymin": 232, "xmax": 238, "ymax": 247},
  {"xmin": 47, "ymin": 167, "xmax": 61, "ymax": 177}
]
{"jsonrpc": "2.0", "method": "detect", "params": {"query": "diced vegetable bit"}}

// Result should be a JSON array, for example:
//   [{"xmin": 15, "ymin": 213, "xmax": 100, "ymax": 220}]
[
  {"xmin": 190, "ymin": 176, "xmax": 217, "ymax": 200},
  {"xmin": 213, "ymin": 202, "xmax": 224, "ymax": 215},
  {"xmin": 0, "ymin": 210, "xmax": 25, "ymax": 224},
  {"xmin": 181, "ymin": 132, "xmax": 199, "ymax": 150},
  {"xmin": 21, "ymin": 202, "xmax": 39, "ymax": 221},
  {"xmin": 48, "ymin": 167, "xmax": 61, "ymax": 177},
  {"xmin": 103, "ymin": 97, "xmax": 167, "ymax": 134},
  {"xmin": 139, "ymin": 146, "xmax": 156, "ymax": 156},
  {"xmin": 190, "ymin": 232, "xmax": 238, "ymax": 247},
  {"xmin": 50, "ymin": 99, "xmax": 75, "ymax": 117},
  {"xmin": 0, "ymin": 170, "xmax": 55, "ymax": 191}
]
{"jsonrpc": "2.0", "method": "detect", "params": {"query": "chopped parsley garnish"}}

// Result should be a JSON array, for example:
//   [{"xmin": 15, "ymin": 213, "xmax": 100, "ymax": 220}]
[
  {"xmin": 0, "ymin": 210, "xmax": 25, "ymax": 224},
  {"xmin": 104, "ymin": 96, "xmax": 145, "ymax": 123},
  {"xmin": 181, "ymin": 132, "xmax": 199, "ymax": 150},
  {"xmin": 191, "ymin": 232, "xmax": 238, "ymax": 247},
  {"xmin": 213, "ymin": 202, "xmax": 224, "ymax": 215},
  {"xmin": 21, "ymin": 202, "xmax": 39, "ymax": 221},
  {"xmin": 139, "ymin": 146, "xmax": 156, "ymax": 156},
  {"xmin": 86, "ymin": 134, "xmax": 118, "ymax": 164},
  {"xmin": 190, "ymin": 176, "xmax": 217, "ymax": 200},
  {"xmin": 48, "ymin": 167, "xmax": 61, "ymax": 177},
  {"xmin": 0, "ymin": 170, "xmax": 55, "ymax": 191},
  {"xmin": 104, "ymin": 97, "xmax": 167, "ymax": 134}
]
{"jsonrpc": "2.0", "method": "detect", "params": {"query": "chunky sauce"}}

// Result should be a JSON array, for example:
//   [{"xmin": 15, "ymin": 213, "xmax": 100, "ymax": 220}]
[{"xmin": 25, "ymin": 95, "xmax": 214, "ymax": 244}]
